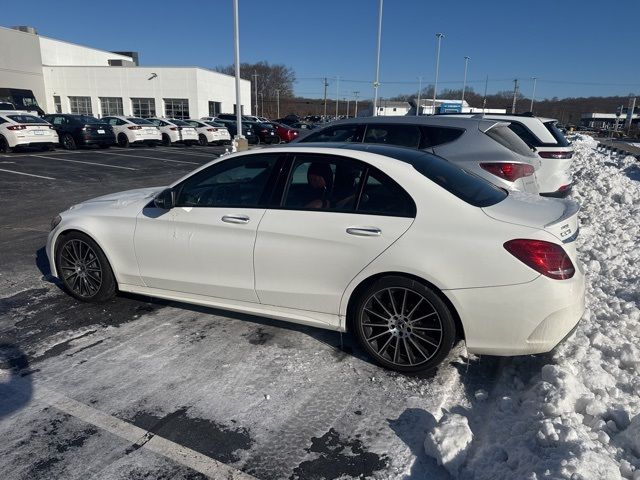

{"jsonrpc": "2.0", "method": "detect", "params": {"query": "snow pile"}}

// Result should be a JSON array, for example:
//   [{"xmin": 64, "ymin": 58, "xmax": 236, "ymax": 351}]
[
  {"xmin": 435, "ymin": 135, "xmax": 640, "ymax": 479},
  {"xmin": 423, "ymin": 413, "xmax": 473, "ymax": 476}
]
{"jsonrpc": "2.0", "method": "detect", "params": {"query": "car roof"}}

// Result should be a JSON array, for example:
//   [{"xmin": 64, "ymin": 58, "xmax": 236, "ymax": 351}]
[{"xmin": 321, "ymin": 115, "xmax": 502, "ymax": 131}]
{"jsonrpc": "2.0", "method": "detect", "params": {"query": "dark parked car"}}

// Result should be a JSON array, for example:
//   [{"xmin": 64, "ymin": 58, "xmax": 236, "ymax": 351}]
[
  {"xmin": 43, "ymin": 114, "xmax": 115, "ymax": 149},
  {"xmin": 269, "ymin": 122, "xmax": 299, "ymax": 142},
  {"xmin": 246, "ymin": 121, "xmax": 280, "ymax": 144},
  {"xmin": 215, "ymin": 118, "xmax": 259, "ymax": 144}
]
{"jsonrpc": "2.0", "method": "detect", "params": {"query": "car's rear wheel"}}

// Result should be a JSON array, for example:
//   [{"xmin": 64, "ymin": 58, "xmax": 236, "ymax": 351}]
[
  {"xmin": 0, "ymin": 136, "xmax": 11, "ymax": 153},
  {"xmin": 162, "ymin": 134, "xmax": 172, "ymax": 147},
  {"xmin": 198, "ymin": 134, "xmax": 208, "ymax": 146},
  {"xmin": 117, "ymin": 133, "xmax": 130, "ymax": 148},
  {"xmin": 55, "ymin": 232, "xmax": 116, "ymax": 303},
  {"xmin": 62, "ymin": 133, "xmax": 77, "ymax": 150},
  {"xmin": 352, "ymin": 276, "xmax": 456, "ymax": 373}
]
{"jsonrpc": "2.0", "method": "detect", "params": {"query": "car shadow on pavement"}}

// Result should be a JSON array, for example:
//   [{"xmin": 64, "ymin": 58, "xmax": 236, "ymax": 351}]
[{"xmin": 0, "ymin": 343, "xmax": 34, "ymax": 420}]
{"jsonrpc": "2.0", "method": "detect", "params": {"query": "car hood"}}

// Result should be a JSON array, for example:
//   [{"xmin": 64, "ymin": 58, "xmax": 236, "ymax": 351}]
[
  {"xmin": 78, "ymin": 186, "xmax": 165, "ymax": 208},
  {"xmin": 482, "ymin": 191, "xmax": 580, "ymax": 243}
]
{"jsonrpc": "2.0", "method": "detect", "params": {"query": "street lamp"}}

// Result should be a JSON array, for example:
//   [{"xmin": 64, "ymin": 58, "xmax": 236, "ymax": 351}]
[
  {"xmin": 353, "ymin": 91, "xmax": 359, "ymax": 117},
  {"xmin": 252, "ymin": 71, "xmax": 259, "ymax": 116},
  {"xmin": 416, "ymin": 76, "xmax": 422, "ymax": 116},
  {"xmin": 432, "ymin": 33, "xmax": 444, "ymax": 115},
  {"xmin": 461, "ymin": 56, "xmax": 470, "ymax": 108},
  {"xmin": 275, "ymin": 89, "xmax": 280, "ymax": 118},
  {"xmin": 372, "ymin": 0, "xmax": 383, "ymax": 116},
  {"xmin": 530, "ymin": 77, "xmax": 537, "ymax": 113},
  {"xmin": 232, "ymin": 0, "xmax": 246, "ymax": 150}
]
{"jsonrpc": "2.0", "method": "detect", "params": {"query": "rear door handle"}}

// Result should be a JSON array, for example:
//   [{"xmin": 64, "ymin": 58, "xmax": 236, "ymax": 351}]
[
  {"xmin": 346, "ymin": 227, "xmax": 381, "ymax": 237},
  {"xmin": 222, "ymin": 214, "xmax": 250, "ymax": 224}
]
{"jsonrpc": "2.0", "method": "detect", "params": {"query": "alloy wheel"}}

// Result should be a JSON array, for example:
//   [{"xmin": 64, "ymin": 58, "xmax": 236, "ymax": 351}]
[
  {"xmin": 359, "ymin": 287, "xmax": 443, "ymax": 367},
  {"xmin": 58, "ymin": 239, "xmax": 103, "ymax": 298}
]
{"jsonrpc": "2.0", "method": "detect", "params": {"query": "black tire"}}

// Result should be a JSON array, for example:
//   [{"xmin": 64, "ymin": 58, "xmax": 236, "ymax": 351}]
[
  {"xmin": 162, "ymin": 134, "xmax": 172, "ymax": 147},
  {"xmin": 117, "ymin": 133, "xmax": 130, "ymax": 148},
  {"xmin": 352, "ymin": 276, "xmax": 456, "ymax": 373},
  {"xmin": 0, "ymin": 136, "xmax": 11, "ymax": 153},
  {"xmin": 198, "ymin": 134, "xmax": 208, "ymax": 146},
  {"xmin": 55, "ymin": 231, "xmax": 116, "ymax": 303},
  {"xmin": 62, "ymin": 134, "xmax": 77, "ymax": 150}
]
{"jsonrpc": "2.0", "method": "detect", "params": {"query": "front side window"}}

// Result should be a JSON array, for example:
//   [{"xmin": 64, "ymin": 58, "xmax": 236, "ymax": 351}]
[
  {"xmin": 300, "ymin": 124, "xmax": 363, "ymax": 143},
  {"xmin": 69, "ymin": 96, "xmax": 92, "ymax": 115},
  {"xmin": 176, "ymin": 155, "xmax": 279, "ymax": 208},
  {"xmin": 131, "ymin": 98, "xmax": 156, "ymax": 118},
  {"xmin": 100, "ymin": 97, "xmax": 124, "ymax": 116},
  {"xmin": 363, "ymin": 124, "xmax": 421, "ymax": 149},
  {"xmin": 283, "ymin": 155, "xmax": 365, "ymax": 211},
  {"xmin": 164, "ymin": 98, "xmax": 189, "ymax": 119}
]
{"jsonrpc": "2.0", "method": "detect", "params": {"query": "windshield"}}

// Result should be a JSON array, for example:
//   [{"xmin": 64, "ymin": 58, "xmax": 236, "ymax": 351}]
[{"xmin": 7, "ymin": 115, "xmax": 48, "ymax": 124}]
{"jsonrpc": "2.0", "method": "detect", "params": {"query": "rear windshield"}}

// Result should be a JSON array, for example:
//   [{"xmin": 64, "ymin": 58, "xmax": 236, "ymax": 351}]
[
  {"xmin": 205, "ymin": 121, "xmax": 225, "ymax": 127},
  {"xmin": 544, "ymin": 121, "xmax": 570, "ymax": 147},
  {"xmin": 127, "ymin": 117, "xmax": 153, "ymax": 125},
  {"xmin": 73, "ymin": 115, "xmax": 101, "ymax": 124},
  {"xmin": 485, "ymin": 125, "xmax": 535, "ymax": 157},
  {"xmin": 170, "ymin": 119, "xmax": 189, "ymax": 126},
  {"xmin": 7, "ymin": 115, "xmax": 47, "ymax": 124}
]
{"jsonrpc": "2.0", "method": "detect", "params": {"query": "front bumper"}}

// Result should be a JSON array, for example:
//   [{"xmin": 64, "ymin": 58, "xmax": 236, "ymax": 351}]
[{"xmin": 444, "ymin": 271, "xmax": 586, "ymax": 356}]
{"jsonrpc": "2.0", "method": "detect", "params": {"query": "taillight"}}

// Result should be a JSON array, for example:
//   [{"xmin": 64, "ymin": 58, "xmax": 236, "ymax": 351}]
[
  {"xmin": 480, "ymin": 162, "xmax": 535, "ymax": 182},
  {"xmin": 207, "ymin": 128, "xmax": 218, "ymax": 132},
  {"xmin": 128, "ymin": 125, "xmax": 142, "ymax": 130},
  {"xmin": 169, "ymin": 127, "xmax": 179, "ymax": 131},
  {"xmin": 538, "ymin": 151, "xmax": 573, "ymax": 159},
  {"xmin": 7, "ymin": 125, "xmax": 26, "ymax": 131},
  {"xmin": 504, "ymin": 239, "xmax": 575, "ymax": 280},
  {"xmin": 49, "ymin": 125, "xmax": 55, "ymax": 129}
]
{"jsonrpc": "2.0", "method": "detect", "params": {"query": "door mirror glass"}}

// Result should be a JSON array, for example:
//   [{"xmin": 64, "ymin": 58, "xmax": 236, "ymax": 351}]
[{"xmin": 154, "ymin": 188, "xmax": 175, "ymax": 209}]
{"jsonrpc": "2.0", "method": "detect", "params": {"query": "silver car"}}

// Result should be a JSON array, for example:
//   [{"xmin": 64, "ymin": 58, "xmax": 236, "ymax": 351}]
[{"xmin": 293, "ymin": 116, "xmax": 541, "ymax": 193}]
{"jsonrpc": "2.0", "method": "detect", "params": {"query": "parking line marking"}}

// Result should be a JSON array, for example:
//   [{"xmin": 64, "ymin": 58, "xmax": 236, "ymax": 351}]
[
  {"xmin": 154, "ymin": 148, "xmax": 218, "ymax": 158},
  {"xmin": 32, "ymin": 155, "xmax": 137, "ymax": 171},
  {"xmin": 0, "ymin": 168, "xmax": 56, "ymax": 180},
  {"xmin": 20, "ymin": 385, "xmax": 255, "ymax": 479},
  {"xmin": 92, "ymin": 150, "xmax": 200, "ymax": 165}
]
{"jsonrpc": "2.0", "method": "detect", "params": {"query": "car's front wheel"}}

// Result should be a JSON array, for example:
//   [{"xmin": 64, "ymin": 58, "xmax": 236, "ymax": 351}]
[
  {"xmin": 55, "ymin": 232, "xmax": 116, "ymax": 303},
  {"xmin": 352, "ymin": 276, "xmax": 456, "ymax": 373}
]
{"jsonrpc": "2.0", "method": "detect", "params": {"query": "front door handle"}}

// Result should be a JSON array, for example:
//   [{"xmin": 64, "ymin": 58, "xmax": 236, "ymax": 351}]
[
  {"xmin": 222, "ymin": 214, "xmax": 250, "ymax": 224},
  {"xmin": 346, "ymin": 226, "xmax": 381, "ymax": 237}
]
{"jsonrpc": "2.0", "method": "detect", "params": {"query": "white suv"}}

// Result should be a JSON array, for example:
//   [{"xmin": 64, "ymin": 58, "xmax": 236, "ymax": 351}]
[
  {"xmin": 455, "ymin": 114, "xmax": 574, "ymax": 197},
  {"xmin": 148, "ymin": 118, "xmax": 199, "ymax": 146},
  {"xmin": 102, "ymin": 116, "xmax": 162, "ymax": 148},
  {"xmin": 0, "ymin": 111, "xmax": 58, "ymax": 152},
  {"xmin": 184, "ymin": 119, "xmax": 231, "ymax": 145}
]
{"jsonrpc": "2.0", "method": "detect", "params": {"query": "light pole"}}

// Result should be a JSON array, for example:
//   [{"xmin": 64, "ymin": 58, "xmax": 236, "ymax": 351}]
[
  {"xmin": 461, "ymin": 56, "xmax": 470, "ymax": 108},
  {"xmin": 353, "ymin": 91, "xmax": 359, "ymax": 117},
  {"xmin": 416, "ymin": 76, "xmax": 422, "ymax": 116},
  {"xmin": 345, "ymin": 97, "xmax": 349, "ymax": 117},
  {"xmin": 372, "ymin": 0, "xmax": 383, "ymax": 116},
  {"xmin": 432, "ymin": 33, "xmax": 444, "ymax": 115},
  {"xmin": 335, "ymin": 76, "xmax": 339, "ymax": 118},
  {"xmin": 275, "ymin": 89, "xmax": 280, "ymax": 118},
  {"xmin": 252, "ymin": 71, "xmax": 258, "ymax": 116},
  {"xmin": 530, "ymin": 77, "xmax": 537, "ymax": 113},
  {"xmin": 323, "ymin": 77, "xmax": 328, "ymax": 119},
  {"xmin": 259, "ymin": 91, "xmax": 264, "ymax": 117},
  {"xmin": 232, "ymin": 0, "xmax": 245, "ymax": 150}
]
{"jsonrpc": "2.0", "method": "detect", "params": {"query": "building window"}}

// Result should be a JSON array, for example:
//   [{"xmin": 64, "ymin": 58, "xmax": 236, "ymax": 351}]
[
  {"xmin": 100, "ymin": 97, "xmax": 124, "ymax": 116},
  {"xmin": 53, "ymin": 96, "xmax": 62, "ymax": 113},
  {"xmin": 69, "ymin": 96, "xmax": 93, "ymax": 115},
  {"xmin": 233, "ymin": 104, "xmax": 244, "ymax": 115},
  {"xmin": 209, "ymin": 101, "xmax": 221, "ymax": 117},
  {"xmin": 131, "ymin": 98, "xmax": 156, "ymax": 118},
  {"xmin": 164, "ymin": 98, "xmax": 189, "ymax": 119}
]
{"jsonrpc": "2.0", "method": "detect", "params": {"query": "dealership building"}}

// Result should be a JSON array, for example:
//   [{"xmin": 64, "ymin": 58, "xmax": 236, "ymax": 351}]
[{"xmin": 0, "ymin": 25, "xmax": 251, "ymax": 119}]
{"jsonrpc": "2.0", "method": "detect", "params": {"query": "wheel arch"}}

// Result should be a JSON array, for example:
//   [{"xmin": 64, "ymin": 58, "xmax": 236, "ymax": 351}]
[{"xmin": 344, "ymin": 271, "xmax": 466, "ymax": 341}]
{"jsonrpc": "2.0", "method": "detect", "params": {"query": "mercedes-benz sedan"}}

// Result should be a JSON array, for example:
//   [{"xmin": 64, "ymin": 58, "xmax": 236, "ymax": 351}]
[{"xmin": 47, "ymin": 144, "xmax": 585, "ymax": 372}]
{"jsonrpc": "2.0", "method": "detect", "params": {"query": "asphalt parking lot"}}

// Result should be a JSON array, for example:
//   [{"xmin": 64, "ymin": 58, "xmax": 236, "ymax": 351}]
[{"xmin": 0, "ymin": 144, "xmax": 505, "ymax": 480}]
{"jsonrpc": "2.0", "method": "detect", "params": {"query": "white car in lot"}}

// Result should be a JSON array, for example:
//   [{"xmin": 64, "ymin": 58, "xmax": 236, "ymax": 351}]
[
  {"xmin": 47, "ymin": 144, "xmax": 585, "ymax": 373},
  {"xmin": 147, "ymin": 118, "xmax": 198, "ymax": 147},
  {"xmin": 101, "ymin": 116, "xmax": 161, "ymax": 148},
  {"xmin": 0, "ymin": 111, "xmax": 58, "ymax": 152},
  {"xmin": 184, "ymin": 119, "xmax": 231, "ymax": 146}
]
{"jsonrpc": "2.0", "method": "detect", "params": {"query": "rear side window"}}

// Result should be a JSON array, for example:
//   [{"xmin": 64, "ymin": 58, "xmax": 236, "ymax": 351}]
[
  {"xmin": 7, "ymin": 115, "xmax": 47, "ymax": 124},
  {"xmin": 421, "ymin": 126, "xmax": 464, "ymax": 148},
  {"xmin": 485, "ymin": 126, "xmax": 535, "ymax": 157},
  {"xmin": 358, "ymin": 169, "xmax": 416, "ymax": 217},
  {"xmin": 363, "ymin": 124, "xmax": 421, "ymax": 149},
  {"xmin": 507, "ymin": 122, "xmax": 541, "ymax": 147},
  {"xmin": 301, "ymin": 124, "xmax": 363, "ymax": 143},
  {"xmin": 544, "ymin": 121, "xmax": 570, "ymax": 147}
]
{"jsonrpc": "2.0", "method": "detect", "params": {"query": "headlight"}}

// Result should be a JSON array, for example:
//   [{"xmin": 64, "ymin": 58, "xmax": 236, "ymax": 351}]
[{"xmin": 50, "ymin": 214, "xmax": 62, "ymax": 230}]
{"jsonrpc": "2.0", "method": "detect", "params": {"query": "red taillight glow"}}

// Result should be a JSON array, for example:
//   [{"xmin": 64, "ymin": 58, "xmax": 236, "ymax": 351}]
[
  {"xmin": 538, "ymin": 151, "xmax": 573, "ymax": 159},
  {"xmin": 480, "ymin": 162, "xmax": 535, "ymax": 182},
  {"xmin": 504, "ymin": 239, "xmax": 575, "ymax": 280},
  {"xmin": 128, "ymin": 125, "xmax": 142, "ymax": 130},
  {"xmin": 7, "ymin": 125, "xmax": 27, "ymax": 131},
  {"xmin": 207, "ymin": 128, "xmax": 218, "ymax": 132},
  {"xmin": 169, "ymin": 127, "xmax": 179, "ymax": 131}
]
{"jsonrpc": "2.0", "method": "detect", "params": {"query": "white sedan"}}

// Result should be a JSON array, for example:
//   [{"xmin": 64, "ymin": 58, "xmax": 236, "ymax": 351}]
[
  {"xmin": 184, "ymin": 119, "xmax": 231, "ymax": 146},
  {"xmin": 0, "ymin": 111, "xmax": 58, "ymax": 152},
  {"xmin": 46, "ymin": 144, "xmax": 585, "ymax": 372},
  {"xmin": 147, "ymin": 118, "xmax": 198, "ymax": 146},
  {"xmin": 102, "ymin": 116, "xmax": 161, "ymax": 148}
]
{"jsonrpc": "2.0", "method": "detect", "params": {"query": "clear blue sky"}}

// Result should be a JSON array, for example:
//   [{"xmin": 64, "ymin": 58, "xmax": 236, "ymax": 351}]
[{"xmin": 4, "ymin": 0, "xmax": 640, "ymax": 103}]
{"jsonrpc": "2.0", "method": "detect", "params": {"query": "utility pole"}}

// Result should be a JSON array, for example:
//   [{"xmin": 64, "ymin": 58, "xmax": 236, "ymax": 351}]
[
  {"xmin": 252, "ymin": 71, "xmax": 258, "ymax": 116},
  {"xmin": 345, "ymin": 97, "xmax": 349, "ymax": 117},
  {"xmin": 482, "ymin": 75, "xmax": 488, "ymax": 113},
  {"xmin": 373, "ymin": 0, "xmax": 383, "ymax": 116},
  {"xmin": 275, "ymin": 89, "xmax": 280, "ymax": 118},
  {"xmin": 323, "ymin": 77, "xmax": 328, "ymax": 119},
  {"xmin": 259, "ymin": 92, "xmax": 264, "ymax": 118},
  {"xmin": 433, "ymin": 33, "xmax": 444, "ymax": 115},
  {"xmin": 416, "ymin": 76, "xmax": 422, "ymax": 116},
  {"xmin": 353, "ymin": 91, "xmax": 359, "ymax": 117},
  {"xmin": 511, "ymin": 78, "xmax": 519, "ymax": 114},
  {"xmin": 232, "ymin": 0, "xmax": 245, "ymax": 150},
  {"xmin": 335, "ymin": 76, "xmax": 339, "ymax": 118},
  {"xmin": 530, "ymin": 77, "xmax": 537, "ymax": 113},
  {"xmin": 461, "ymin": 56, "xmax": 470, "ymax": 108}
]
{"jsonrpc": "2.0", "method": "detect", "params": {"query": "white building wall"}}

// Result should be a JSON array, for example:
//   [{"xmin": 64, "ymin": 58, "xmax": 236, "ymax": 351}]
[
  {"xmin": 39, "ymin": 36, "xmax": 132, "ymax": 66},
  {"xmin": 0, "ymin": 27, "xmax": 47, "ymax": 106},
  {"xmin": 43, "ymin": 66, "xmax": 251, "ymax": 118}
]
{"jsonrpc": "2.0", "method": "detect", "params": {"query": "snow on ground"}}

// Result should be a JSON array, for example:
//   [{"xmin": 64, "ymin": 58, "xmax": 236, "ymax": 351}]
[{"xmin": 424, "ymin": 135, "xmax": 640, "ymax": 479}]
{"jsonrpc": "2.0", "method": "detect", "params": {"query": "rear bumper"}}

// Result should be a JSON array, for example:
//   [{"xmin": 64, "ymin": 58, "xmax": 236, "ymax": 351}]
[
  {"xmin": 82, "ymin": 134, "xmax": 115, "ymax": 145},
  {"xmin": 444, "ymin": 271, "xmax": 585, "ymax": 356}
]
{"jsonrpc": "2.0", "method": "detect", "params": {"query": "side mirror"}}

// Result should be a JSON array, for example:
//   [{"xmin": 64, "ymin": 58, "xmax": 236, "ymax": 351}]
[{"xmin": 154, "ymin": 188, "xmax": 175, "ymax": 209}]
